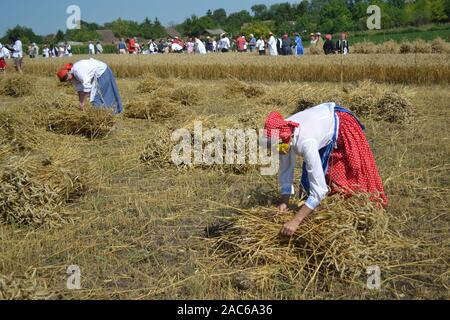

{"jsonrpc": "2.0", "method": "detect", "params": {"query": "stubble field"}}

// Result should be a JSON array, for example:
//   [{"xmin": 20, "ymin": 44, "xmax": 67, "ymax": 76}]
[{"xmin": 0, "ymin": 53, "xmax": 449, "ymax": 300}]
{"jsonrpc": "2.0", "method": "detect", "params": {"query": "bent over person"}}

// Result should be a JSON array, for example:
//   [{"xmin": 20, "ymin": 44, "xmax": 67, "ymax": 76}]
[
  {"xmin": 264, "ymin": 103, "xmax": 388, "ymax": 236},
  {"xmin": 57, "ymin": 58, "xmax": 123, "ymax": 114}
]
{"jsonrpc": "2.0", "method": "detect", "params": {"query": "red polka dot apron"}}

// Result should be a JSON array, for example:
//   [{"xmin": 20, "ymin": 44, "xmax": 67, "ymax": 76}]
[{"xmin": 301, "ymin": 106, "xmax": 388, "ymax": 207}]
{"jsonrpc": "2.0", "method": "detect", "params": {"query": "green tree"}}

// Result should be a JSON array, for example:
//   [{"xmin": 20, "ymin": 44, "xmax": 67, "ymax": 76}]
[
  {"xmin": 226, "ymin": 10, "xmax": 253, "ymax": 35},
  {"xmin": 212, "ymin": 8, "xmax": 227, "ymax": 25},
  {"xmin": 319, "ymin": 0, "xmax": 353, "ymax": 33},
  {"xmin": 1, "ymin": 25, "xmax": 42, "ymax": 44},
  {"xmin": 55, "ymin": 30, "xmax": 65, "ymax": 42},
  {"xmin": 180, "ymin": 15, "xmax": 217, "ymax": 37},
  {"xmin": 241, "ymin": 21, "xmax": 271, "ymax": 38},
  {"xmin": 251, "ymin": 4, "xmax": 268, "ymax": 20},
  {"xmin": 430, "ymin": 0, "xmax": 448, "ymax": 22}
]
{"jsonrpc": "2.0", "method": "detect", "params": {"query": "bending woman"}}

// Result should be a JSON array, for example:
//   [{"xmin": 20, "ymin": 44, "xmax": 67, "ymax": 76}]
[
  {"xmin": 57, "ymin": 58, "xmax": 123, "ymax": 114},
  {"xmin": 264, "ymin": 102, "xmax": 388, "ymax": 237}
]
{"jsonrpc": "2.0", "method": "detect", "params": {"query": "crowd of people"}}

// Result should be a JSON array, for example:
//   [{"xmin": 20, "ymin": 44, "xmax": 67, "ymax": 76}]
[
  {"xmin": 0, "ymin": 31, "xmax": 350, "ymax": 74},
  {"xmin": 84, "ymin": 31, "xmax": 349, "ymax": 56}
]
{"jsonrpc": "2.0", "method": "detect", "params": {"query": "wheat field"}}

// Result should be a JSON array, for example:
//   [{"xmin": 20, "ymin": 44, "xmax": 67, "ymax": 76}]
[{"xmin": 0, "ymin": 54, "xmax": 449, "ymax": 300}]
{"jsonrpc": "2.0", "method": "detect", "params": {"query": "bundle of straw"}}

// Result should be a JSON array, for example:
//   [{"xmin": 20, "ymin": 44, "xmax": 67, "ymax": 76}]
[
  {"xmin": 375, "ymin": 92, "xmax": 414, "ymax": 124},
  {"xmin": 208, "ymin": 195, "xmax": 390, "ymax": 283},
  {"xmin": 170, "ymin": 85, "xmax": 200, "ymax": 106},
  {"xmin": 137, "ymin": 74, "xmax": 176, "ymax": 94},
  {"xmin": 0, "ymin": 113, "xmax": 41, "ymax": 158},
  {"xmin": 224, "ymin": 79, "xmax": 266, "ymax": 99},
  {"xmin": 46, "ymin": 107, "xmax": 116, "ymax": 139},
  {"xmin": 0, "ymin": 271, "xmax": 55, "ymax": 300},
  {"xmin": 0, "ymin": 145, "xmax": 90, "ymax": 228},
  {"xmin": 125, "ymin": 98, "xmax": 179, "ymax": 120},
  {"xmin": 140, "ymin": 125, "xmax": 188, "ymax": 170},
  {"xmin": 31, "ymin": 90, "xmax": 79, "ymax": 110},
  {"xmin": 0, "ymin": 74, "xmax": 36, "ymax": 97}
]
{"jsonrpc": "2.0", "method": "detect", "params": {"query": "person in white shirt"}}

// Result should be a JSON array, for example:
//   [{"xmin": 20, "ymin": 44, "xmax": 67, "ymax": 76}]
[
  {"xmin": 42, "ymin": 45, "xmax": 50, "ymax": 58},
  {"xmin": 268, "ymin": 32, "xmax": 278, "ymax": 56},
  {"xmin": 219, "ymin": 34, "xmax": 230, "ymax": 53},
  {"xmin": 148, "ymin": 40, "xmax": 157, "ymax": 54},
  {"xmin": 88, "ymin": 41, "xmax": 95, "ymax": 55},
  {"xmin": 5, "ymin": 36, "xmax": 24, "ymax": 73},
  {"xmin": 57, "ymin": 59, "xmax": 123, "ymax": 114},
  {"xmin": 1, "ymin": 44, "xmax": 11, "ymax": 59},
  {"xmin": 256, "ymin": 36, "xmax": 266, "ymax": 55},
  {"xmin": 194, "ymin": 37, "xmax": 207, "ymax": 54},
  {"xmin": 0, "ymin": 43, "xmax": 6, "ymax": 72},
  {"xmin": 263, "ymin": 103, "xmax": 388, "ymax": 236},
  {"xmin": 95, "ymin": 41, "xmax": 104, "ymax": 54}
]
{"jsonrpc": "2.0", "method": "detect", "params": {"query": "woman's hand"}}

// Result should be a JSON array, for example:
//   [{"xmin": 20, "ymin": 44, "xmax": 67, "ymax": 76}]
[
  {"xmin": 278, "ymin": 203, "xmax": 288, "ymax": 214},
  {"xmin": 280, "ymin": 218, "xmax": 303, "ymax": 237},
  {"xmin": 280, "ymin": 205, "xmax": 314, "ymax": 237},
  {"xmin": 277, "ymin": 195, "xmax": 290, "ymax": 215}
]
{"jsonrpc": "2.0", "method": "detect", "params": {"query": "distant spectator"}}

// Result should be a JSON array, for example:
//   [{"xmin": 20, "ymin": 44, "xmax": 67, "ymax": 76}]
[
  {"xmin": 276, "ymin": 36, "xmax": 283, "ymax": 55},
  {"xmin": 249, "ymin": 34, "xmax": 257, "ymax": 53},
  {"xmin": 268, "ymin": 32, "xmax": 278, "ymax": 56},
  {"xmin": 0, "ymin": 43, "xmax": 6, "ymax": 73},
  {"xmin": 315, "ymin": 32, "xmax": 324, "ymax": 49},
  {"xmin": 212, "ymin": 38, "xmax": 217, "ymax": 52},
  {"xmin": 186, "ymin": 38, "xmax": 194, "ymax": 54},
  {"xmin": 6, "ymin": 36, "xmax": 24, "ymax": 73},
  {"xmin": 88, "ymin": 41, "xmax": 95, "ymax": 55},
  {"xmin": 66, "ymin": 43, "xmax": 72, "ymax": 56},
  {"xmin": 95, "ymin": 41, "xmax": 103, "ymax": 54},
  {"xmin": 237, "ymin": 35, "xmax": 247, "ymax": 53},
  {"xmin": 219, "ymin": 33, "xmax": 230, "ymax": 53},
  {"xmin": 42, "ymin": 45, "xmax": 50, "ymax": 58},
  {"xmin": 1, "ymin": 43, "xmax": 11, "ymax": 59},
  {"xmin": 128, "ymin": 38, "xmax": 136, "ymax": 54},
  {"xmin": 134, "ymin": 38, "xmax": 142, "ymax": 54},
  {"xmin": 336, "ymin": 32, "xmax": 349, "ymax": 55},
  {"xmin": 310, "ymin": 33, "xmax": 317, "ymax": 46},
  {"xmin": 294, "ymin": 33, "xmax": 304, "ymax": 56},
  {"xmin": 194, "ymin": 37, "xmax": 207, "ymax": 54},
  {"xmin": 323, "ymin": 34, "xmax": 335, "ymax": 55},
  {"xmin": 205, "ymin": 37, "xmax": 214, "ymax": 52},
  {"xmin": 148, "ymin": 39, "xmax": 157, "ymax": 54},
  {"xmin": 171, "ymin": 37, "xmax": 184, "ymax": 53},
  {"xmin": 281, "ymin": 33, "xmax": 291, "ymax": 56},
  {"xmin": 256, "ymin": 36, "xmax": 266, "ymax": 56},
  {"xmin": 118, "ymin": 38, "xmax": 127, "ymax": 54},
  {"xmin": 158, "ymin": 39, "xmax": 166, "ymax": 53}
]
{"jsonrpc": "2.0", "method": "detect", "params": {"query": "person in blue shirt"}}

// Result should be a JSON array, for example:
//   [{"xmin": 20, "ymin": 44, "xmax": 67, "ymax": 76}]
[{"xmin": 294, "ymin": 33, "xmax": 304, "ymax": 56}]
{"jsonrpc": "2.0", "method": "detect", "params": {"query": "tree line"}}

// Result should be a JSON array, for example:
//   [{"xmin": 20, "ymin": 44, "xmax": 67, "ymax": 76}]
[{"xmin": 1, "ymin": 0, "xmax": 450, "ymax": 45}]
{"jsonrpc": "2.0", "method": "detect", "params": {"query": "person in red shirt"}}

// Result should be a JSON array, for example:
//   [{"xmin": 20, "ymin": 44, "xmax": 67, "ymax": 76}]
[
  {"xmin": 237, "ymin": 35, "xmax": 247, "ymax": 53},
  {"xmin": 128, "ymin": 38, "xmax": 136, "ymax": 54}
]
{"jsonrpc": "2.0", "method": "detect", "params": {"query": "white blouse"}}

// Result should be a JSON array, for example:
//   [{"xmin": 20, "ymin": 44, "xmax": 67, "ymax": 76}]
[
  {"xmin": 279, "ymin": 102, "xmax": 338, "ymax": 210},
  {"xmin": 12, "ymin": 40, "xmax": 23, "ymax": 59},
  {"xmin": 71, "ymin": 58, "xmax": 108, "ymax": 93}
]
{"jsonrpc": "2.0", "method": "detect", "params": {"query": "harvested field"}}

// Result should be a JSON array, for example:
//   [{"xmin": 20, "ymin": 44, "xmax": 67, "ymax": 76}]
[
  {"xmin": 0, "ymin": 54, "xmax": 448, "ymax": 300},
  {"xmin": 23, "ymin": 53, "xmax": 450, "ymax": 84}
]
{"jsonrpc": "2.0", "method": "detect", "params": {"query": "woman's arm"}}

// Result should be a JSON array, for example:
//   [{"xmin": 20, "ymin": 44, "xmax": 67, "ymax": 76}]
[
  {"xmin": 78, "ymin": 91, "xmax": 90, "ymax": 110},
  {"xmin": 280, "ymin": 205, "xmax": 314, "ymax": 236},
  {"xmin": 280, "ymin": 141, "xmax": 328, "ymax": 236}
]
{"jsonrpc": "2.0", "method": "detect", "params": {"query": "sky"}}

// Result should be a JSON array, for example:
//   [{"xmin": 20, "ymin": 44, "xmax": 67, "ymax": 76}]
[{"xmin": 1, "ymin": 0, "xmax": 299, "ymax": 36}]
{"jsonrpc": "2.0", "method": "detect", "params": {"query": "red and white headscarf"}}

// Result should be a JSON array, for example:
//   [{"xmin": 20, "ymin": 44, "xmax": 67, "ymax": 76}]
[
  {"xmin": 56, "ymin": 63, "xmax": 73, "ymax": 81},
  {"xmin": 264, "ymin": 112, "xmax": 300, "ymax": 144}
]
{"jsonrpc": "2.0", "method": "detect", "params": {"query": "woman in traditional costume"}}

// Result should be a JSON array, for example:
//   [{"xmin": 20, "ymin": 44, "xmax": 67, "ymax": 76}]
[
  {"xmin": 56, "ymin": 58, "xmax": 123, "ymax": 114},
  {"xmin": 264, "ymin": 103, "xmax": 388, "ymax": 236}
]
